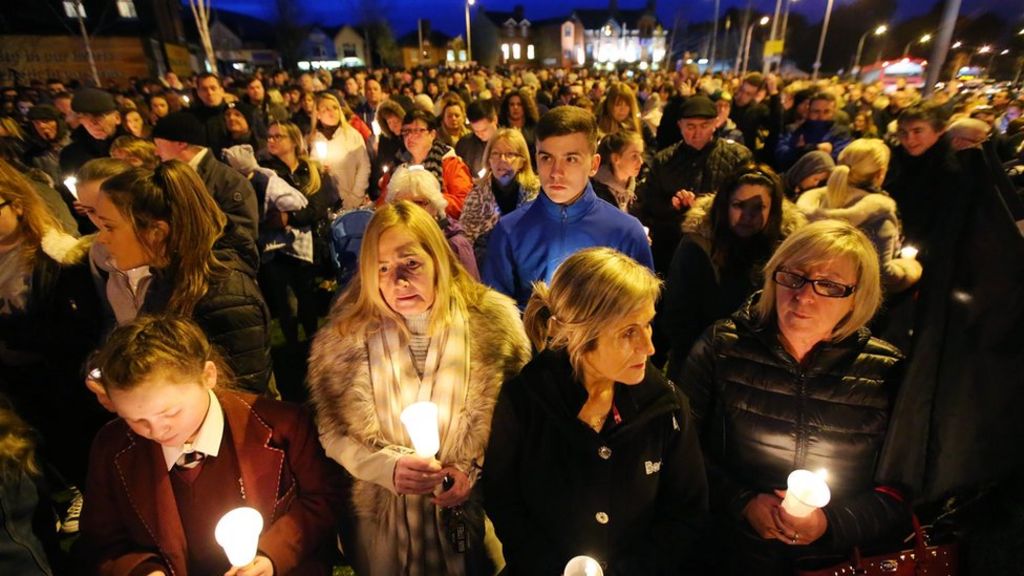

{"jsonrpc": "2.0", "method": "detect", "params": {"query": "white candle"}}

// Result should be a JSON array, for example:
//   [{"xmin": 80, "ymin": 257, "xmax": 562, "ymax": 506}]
[
  {"xmin": 215, "ymin": 507, "xmax": 264, "ymax": 567},
  {"xmin": 400, "ymin": 402, "xmax": 440, "ymax": 458},
  {"xmin": 564, "ymin": 555, "xmax": 603, "ymax": 576},
  {"xmin": 64, "ymin": 176, "xmax": 78, "ymax": 199},
  {"xmin": 781, "ymin": 469, "xmax": 831, "ymax": 518},
  {"xmin": 313, "ymin": 141, "xmax": 328, "ymax": 160},
  {"xmin": 477, "ymin": 168, "xmax": 487, "ymax": 179},
  {"xmin": 382, "ymin": 164, "xmax": 390, "ymax": 174},
  {"xmin": 900, "ymin": 245, "xmax": 919, "ymax": 260}
]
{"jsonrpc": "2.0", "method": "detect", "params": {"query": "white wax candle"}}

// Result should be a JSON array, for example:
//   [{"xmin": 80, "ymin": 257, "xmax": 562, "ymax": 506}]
[
  {"xmin": 64, "ymin": 176, "xmax": 78, "ymax": 199},
  {"xmin": 400, "ymin": 402, "xmax": 440, "ymax": 458},
  {"xmin": 564, "ymin": 555, "xmax": 603, "ymax": 576},
  {"xmin": 215, "ymin": 507, "xmax": 264, "ymax": 567},
  {"xmin": 781, "ymin": 469, "xmax": 831, "ymax": 518}
]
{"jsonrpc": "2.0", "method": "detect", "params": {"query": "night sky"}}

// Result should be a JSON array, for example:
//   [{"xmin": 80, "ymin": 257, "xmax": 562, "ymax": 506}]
[{"xmin": 206, "ymin": 0, "xmax": 1022, "ymax": 38}]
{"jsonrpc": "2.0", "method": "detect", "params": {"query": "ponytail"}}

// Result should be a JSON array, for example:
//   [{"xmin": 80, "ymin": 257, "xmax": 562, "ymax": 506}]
[
  {"xmin": 523, "ymin": 282, "xmax": 553, "ymax": 351},
  {"xmin": 825, "ymin": 164, "xmax": 852, "ymax": 209}
]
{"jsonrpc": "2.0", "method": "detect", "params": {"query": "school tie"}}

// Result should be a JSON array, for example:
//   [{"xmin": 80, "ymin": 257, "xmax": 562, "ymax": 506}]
[{"xmin": 175, "ymin": 449, "xmax": 206, "ymax": 470}]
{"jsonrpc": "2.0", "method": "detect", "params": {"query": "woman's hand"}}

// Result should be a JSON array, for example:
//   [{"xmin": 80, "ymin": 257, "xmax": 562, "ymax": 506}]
[
  {"xmin": 743, "ymin": 493, "xmax": 783, "ymax": 539},
  {"xmin": 433, "ymin": 467, "xmax": 471, "ymax": 508},
  {"xmin": 393, "ymin": 455, "xmax": 443, "ymax": 495},
  {"xmin": 224, "ymin": 555, "xmax": 274, "ymax": 576},
  {"xmin": 772, "ymin": 490, "xmax": 829, "ymax": 545}
]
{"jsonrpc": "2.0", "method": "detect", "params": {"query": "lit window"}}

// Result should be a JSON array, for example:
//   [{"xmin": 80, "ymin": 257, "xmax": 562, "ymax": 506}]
[
  {"xmin": 447, "ymin": 50, "xmax": 455, "ymax": 61},
  {"xmin": 527, "ymin": 44, "xmax": 535, "ymax": 60},
  {"xmin": 512, "ymin": 43, "xmax": 521, "ymax": 60},
  {"xmin": 501, "ymin": 43, "xmax": 510, "ymax": 61},
  {"xmin": 63, "ymin": 1, "xmax": 86, "ymax": 17},
  {"xmin": 459, "ymin": 50, "xmax": 467, "ymax": 62},
  {"xmin": 117, "ymin": 0, "xmax": 137, "ymax": 18}
]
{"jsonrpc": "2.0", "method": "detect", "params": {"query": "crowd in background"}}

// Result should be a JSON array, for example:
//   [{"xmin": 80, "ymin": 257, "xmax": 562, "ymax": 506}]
[{"xmin": 1, "ymin": 59, "xmax": 1022, "ymax": 575}]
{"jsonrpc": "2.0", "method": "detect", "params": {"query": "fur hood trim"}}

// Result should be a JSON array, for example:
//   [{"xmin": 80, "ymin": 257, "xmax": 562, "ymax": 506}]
[
  {"xmin": 41, "ymin": 229, "xmax": 93, "ymax": 265},
  {"xmin": 681, "ymin": 193, "xmax": 807, "ymax": 252},
  {"xmin": 796, "ymin": 187, "xmax": 897, "ymax": 226},
  {"xmin": 307, "ymin": 289, "xmax": 531, "ymax": 519}
]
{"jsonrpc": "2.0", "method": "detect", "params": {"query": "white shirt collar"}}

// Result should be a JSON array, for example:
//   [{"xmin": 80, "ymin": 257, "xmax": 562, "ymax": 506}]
[
  {"xmin": 188, "ymin": 146, "xmax": 209, "ymax": 170},
  {"xmin": 162, "ymin": 389, "xmax": 224, "ymax": 470}
]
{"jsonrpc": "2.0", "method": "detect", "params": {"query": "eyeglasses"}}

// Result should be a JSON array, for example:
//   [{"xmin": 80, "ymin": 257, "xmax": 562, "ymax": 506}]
[
  {"xmin": 490, "ymin": 152, "xmax": 522, "ymax": 161},
  {"xmin": 401, "ymin": 127, "xmax": 430, "ymax": 138},
  {"xmin": 773, "ymin": 269, "xmax": 856, "ymax": 298},
  {"xmin": 267, "ymin": 133, "xmax": 288, "ymax": 141}
]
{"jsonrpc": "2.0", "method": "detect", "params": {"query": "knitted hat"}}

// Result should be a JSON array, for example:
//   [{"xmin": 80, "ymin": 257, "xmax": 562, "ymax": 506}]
[
  {"xmin": 784, "ymin": 150, "xmax": 836, "ymax": 191},
  {"xmin": 71, "ymin": 88, "xmax": 117, "ymax": 114},
  {"xmin": 152, "ymin": 111, "xmax": 207, "ymax": 146},
  {"xmin": 679, "ymin": 95, "xmax": 717, "ymax": 119}
]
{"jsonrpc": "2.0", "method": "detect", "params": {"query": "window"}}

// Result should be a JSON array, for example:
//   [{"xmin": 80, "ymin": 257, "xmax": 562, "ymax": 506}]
[
  {"xmin": 342, "ymin": 43, "xmax": 357, "ymax": 58},
  {"xmin": 527, "ymin": 44, "xmax": 535, "ymax": 60},
  {"xmin": 564, "ymin": 25, "xmax": 572, "ymax": 38},
  {"xmin": 512, "ymin": 43, "xmax": 521, "ymax": 60},
  {"xmin": 447, "ymin": 50, "xmax": 455, "ymax": 62},
  {"xmin": 117, "ymin": 0, "xmax": 138, "ymax": 18},
  {"xmin": 501, "ymin": 43, "xmax": 510, "ymax": 61},
  {"xmin": 63, "ymin": 1, "xmax": 86, "ymax": 18}
]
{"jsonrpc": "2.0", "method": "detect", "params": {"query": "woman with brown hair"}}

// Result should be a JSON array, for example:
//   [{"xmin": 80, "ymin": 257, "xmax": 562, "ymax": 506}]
[
  {"xmin": 91, "ymin": 161, "xmax": 273, "ymax": 394},
  {"xmin": 499, "ymin": 88, "xmax": 540, "ymax": 150}
]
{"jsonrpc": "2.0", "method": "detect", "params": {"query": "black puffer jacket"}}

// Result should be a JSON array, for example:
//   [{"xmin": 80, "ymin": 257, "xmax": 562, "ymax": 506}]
[{"xmin": 678, "ymin": 295, "xmax": 908, "ymax": 574}]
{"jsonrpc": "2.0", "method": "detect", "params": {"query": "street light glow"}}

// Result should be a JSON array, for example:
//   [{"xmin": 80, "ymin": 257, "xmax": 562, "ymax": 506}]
[
  {"xmin": 978, "ymin": 45, "xmax": 991, "ymax": 54},
  {"xmin": 920, "ymin": 34, "xmax": 931, "ymax": 43},
  {"xmin": 759, "ymin": 16, "xmax": 770, "ymax": 26},
  {"xmin": 952, "ymin": 41, "xmax": 962, "ymax": 49},
  {"xmin": 874, "ymin": 25, "xmax": 887, "ymax": 35}
]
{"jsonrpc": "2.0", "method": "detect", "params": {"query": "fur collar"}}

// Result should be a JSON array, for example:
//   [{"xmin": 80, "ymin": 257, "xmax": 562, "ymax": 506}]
[
  {"xmin": 40, "ymin": 229, "xmax": 93, "ymax": 265},
  {"xmin": 796, "ymin": 187, "xmax": 897, "ymax": 226}
]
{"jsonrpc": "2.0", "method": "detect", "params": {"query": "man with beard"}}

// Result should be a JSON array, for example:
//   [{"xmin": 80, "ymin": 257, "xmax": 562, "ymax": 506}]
[
  {"xmin": 637, "ymin": 95, "xmax": 752, "ymax": 275},
  {"xmin": 775, "ymin": 92, "xmax": 851, "ymax": 170},
  {"xmin": 23, "ymin": 104, "xmax": 70, "ymax": 184},
  {"xmin": 59, "ymin": 88, "xmax": 128, "ymax": 174}
]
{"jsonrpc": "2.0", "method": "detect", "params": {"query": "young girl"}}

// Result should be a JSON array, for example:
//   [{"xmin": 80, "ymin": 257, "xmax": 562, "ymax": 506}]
[{"xmin": 80, "ymin": 315, "xmax": 344, "ymax": 576}]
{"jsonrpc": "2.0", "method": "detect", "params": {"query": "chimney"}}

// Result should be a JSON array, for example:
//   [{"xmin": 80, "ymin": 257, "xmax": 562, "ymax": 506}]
[{"xmin": 513, "ymin": 4, "xmax": 524, "ymax": 21}]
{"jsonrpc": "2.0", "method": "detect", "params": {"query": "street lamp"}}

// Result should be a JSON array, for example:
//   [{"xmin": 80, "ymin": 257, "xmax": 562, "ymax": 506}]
[
  {"xmin": 812, "ymin": 0, "xmax": 835, "ymax": 80},
  {"xmin": 853, "ymin": 24, "xmax": 887, "ymax": 73},
  {"xmin": 464, "ymin": 0, "xmax": 475, "ymax": 64},
  {"xmin": 904, "ymin": 33, "xmax": 931, "ymax": 56},
  {"xmin": 742, "ymin": 16, "xmax": 770, "ymax": 75}
]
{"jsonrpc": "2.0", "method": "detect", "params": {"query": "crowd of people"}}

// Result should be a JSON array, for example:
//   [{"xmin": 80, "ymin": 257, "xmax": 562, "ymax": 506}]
[{"xmin": 1, "ymin": 59, "xmax": 1022, "ymax": 576}]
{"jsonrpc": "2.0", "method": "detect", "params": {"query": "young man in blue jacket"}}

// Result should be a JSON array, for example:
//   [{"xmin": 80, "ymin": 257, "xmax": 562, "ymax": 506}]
[{"xmin": 482, "ymin": 106, "xmax": 654, "ymax": 308}]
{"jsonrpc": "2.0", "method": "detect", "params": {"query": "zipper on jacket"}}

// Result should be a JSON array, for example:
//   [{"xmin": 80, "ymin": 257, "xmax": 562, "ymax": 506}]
[{"xmin": 795, "ymin": 370, "xmax": 808, "ymax": 468}]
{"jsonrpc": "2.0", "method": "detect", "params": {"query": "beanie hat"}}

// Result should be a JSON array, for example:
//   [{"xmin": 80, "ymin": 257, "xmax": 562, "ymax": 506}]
[
  {"xmin": 152, "ymin": 111, "xmax": 207, "ymax": 147},
  {"xmin": 784, "ymin": 150, "xmax": 836, "ymax": 192}
]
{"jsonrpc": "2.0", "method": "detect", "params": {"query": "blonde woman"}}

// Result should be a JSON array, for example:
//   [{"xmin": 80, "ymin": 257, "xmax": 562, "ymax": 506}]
[
  {"xmin": 797, "ymin": 138, "xmax": 922, "ymax": 292},
  {"xmin": 308, "ymin": 91, "xmax": 371, "ymax": 209},
  {"xmin": 307, "ymin": 202, "xmax": 530, "ymax": 576},
  {"xmin": 484, "ymin": 247, "xmax": 708, "ymax": 575},
  {"xmin": 680, "ymin": 220, "xmax": 908, "ymax": 575},
  {"xmin": 458, "ymin": 128, "xmax": 539, "ymax": 260}
]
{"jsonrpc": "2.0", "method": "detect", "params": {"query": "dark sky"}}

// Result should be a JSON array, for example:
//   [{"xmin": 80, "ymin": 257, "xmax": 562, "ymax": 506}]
[{"xmin": 208, "ymin": 0, "xmax": 1022, "ymax": 38}]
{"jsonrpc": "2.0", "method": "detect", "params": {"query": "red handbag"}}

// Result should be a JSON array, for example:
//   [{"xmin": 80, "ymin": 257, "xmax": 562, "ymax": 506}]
[{"xmin": 796, "ymin": 515, "xmax": 959, "ymax": 576}]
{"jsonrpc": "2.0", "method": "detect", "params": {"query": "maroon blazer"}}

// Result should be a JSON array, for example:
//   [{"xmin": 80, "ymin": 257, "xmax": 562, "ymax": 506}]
[{"xmin": 78, "ymin": 389, "xmax": 346, "ymax": 576}]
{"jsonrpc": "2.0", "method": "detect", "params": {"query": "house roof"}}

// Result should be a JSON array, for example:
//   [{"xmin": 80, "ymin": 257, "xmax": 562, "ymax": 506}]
[
  {"xmin": 569, "ymin": 8, "xmax": 657, "ymax": 30},
  {"xmin": 396, "ymin": 28, "xmax": 452, "ymax": 48},
  {"xmin": 184, "ymin": 9, "xmax": 277, "ymax": 46}
]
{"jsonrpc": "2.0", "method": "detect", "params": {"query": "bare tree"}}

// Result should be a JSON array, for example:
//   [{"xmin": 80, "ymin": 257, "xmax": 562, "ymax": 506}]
[{"xmin": 188, "ymin": 0, "xmax": 217, "ymax": 74}]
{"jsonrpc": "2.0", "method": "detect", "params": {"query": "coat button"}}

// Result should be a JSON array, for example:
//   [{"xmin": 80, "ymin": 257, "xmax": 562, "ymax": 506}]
[
  {"xmin": 595, "ymin": 512, "xmax": 609, "ymax": 525},
  {"xmin": 598, "ymin": 446, "xmax": 612, "ymax": 460}
]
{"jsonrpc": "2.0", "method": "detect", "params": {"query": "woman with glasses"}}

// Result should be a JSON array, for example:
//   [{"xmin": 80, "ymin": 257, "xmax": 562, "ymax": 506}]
[
  {"xmin": 392, "ymin": 109, "xmax": 473, "ymax": 220},
  {"xmin": 308, "ymin": 92, "xmax": 371, "ymax": 209},
  {"xmin": 678, "ymin": 220, "xmax": 909, "ymax": 575},
  {"xmin": 459, "ymin": 128, "xmax": 539, "ymax": 264}
]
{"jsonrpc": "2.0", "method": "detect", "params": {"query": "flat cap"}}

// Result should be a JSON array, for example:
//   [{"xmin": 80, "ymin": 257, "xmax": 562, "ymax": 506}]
[
  {"xmin": 679, "ymin": 95, "xmax": 718, "ymax": 119},
  {"xmin": 71, "ymin": 88, "xmax": 117, "ymax": 114}
]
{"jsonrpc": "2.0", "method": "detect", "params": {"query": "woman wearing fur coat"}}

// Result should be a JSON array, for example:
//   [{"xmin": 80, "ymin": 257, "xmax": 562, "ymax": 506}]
[
  {"xmin": 663, "ymin": 165, "xmax": 806, "ymax": 383},
  {"xmin": 796, "ymin": 138, "xmax": 923, "ymax": 294},
  {"xmin": 307, "ymin": 201, "xmax": 531, "ymax": 576}
]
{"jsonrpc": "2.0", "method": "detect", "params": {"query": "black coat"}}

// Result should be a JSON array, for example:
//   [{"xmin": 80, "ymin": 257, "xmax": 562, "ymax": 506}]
[
  {"xmin": 58, "ymin": 125, "xmax": 128, "ymax": 175},
  {"xmin": 679, "ymin": 297, "xmax": 908, "ymax": 575},
  {"xmin": 139, "ymin": 251, "xmax": 272, "ymax": 395},
  {"xmin": 484, "ymin": 350, "xmax": 709, "ymax": 576},
  {"xmin": 195, "ymin": 151, "xmax": 261, "ymax": 275}
]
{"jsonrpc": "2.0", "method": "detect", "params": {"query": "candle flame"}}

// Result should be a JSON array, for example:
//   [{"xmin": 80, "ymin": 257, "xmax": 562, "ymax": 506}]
[{"xmin": 816, "ymin": 468, "xmax": 829, "ymax": 481}]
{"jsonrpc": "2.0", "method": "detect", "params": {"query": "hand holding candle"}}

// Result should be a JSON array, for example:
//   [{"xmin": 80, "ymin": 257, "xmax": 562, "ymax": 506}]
[
  {"xmin": 64, "ymin": 176, "xmax": 78, "ymax": 199},
  {"xmin": 313, "ymin": 141, "xmax": 328, "ymax": 161},
  {"xmin": 780, "ymin": 469, "xmax": 831, "ymax": 518},
  {"xmin": 899, "ymin": 245, "xmax": 919, "ymax": 260}
]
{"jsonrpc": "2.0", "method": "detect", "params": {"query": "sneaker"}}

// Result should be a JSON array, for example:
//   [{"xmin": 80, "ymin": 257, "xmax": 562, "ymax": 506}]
[{"xmin": 60, "ymin": 489, "xmax": 83, "ymax": 534}]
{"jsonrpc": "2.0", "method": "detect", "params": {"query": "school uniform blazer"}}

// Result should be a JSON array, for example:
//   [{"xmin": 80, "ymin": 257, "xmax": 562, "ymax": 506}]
[{"xmin": 78, "ymin": 390, "xmax": 346, "ymax": 576}]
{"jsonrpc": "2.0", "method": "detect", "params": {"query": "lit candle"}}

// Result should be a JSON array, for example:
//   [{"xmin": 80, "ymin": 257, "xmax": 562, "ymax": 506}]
[
  {"xmin": 314, "ymin": 141, "xmax": 328, "ymax": 160},
  {"xmin": 64, "ymin": 176, "xmax": 78, "ymax": 199},
  {"xmin": 781, "ymin": 469, "xmax": 831, "ymax": 518},
  {"xmin": 400, "ymin": 402, "xmax": 440, "ymax": 458},
  {"xmin": 215, "ymin": 507, "xmax": 264, "ymax": 568},
  {"xmin": 382, "ymin": 164, "xmax": 390, "ymax": 174},
  {"xmin": 181, "ymin": 95, "xmax": 190, "ymax": 105},
  {"xmin": 900, "ymin": 245, "xmax": 919, "ymax": 260},
  {"xmin": 477, "ymin": 168, "xmax": 487, "ymax": 179},
  {"xmin": 564, "ymin": 555, "xmax": 604, "ymax": 576}
]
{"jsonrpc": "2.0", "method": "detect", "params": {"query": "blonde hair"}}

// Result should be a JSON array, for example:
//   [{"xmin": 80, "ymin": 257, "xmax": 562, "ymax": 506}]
[
  {"xmin": 524, "ymin": 248, "xmax": 661, "ymax": 378},
  {"xmin": 825, "ymin": 138, "xmax": 890, "ymax": 209},
  {"xmin": 330, "ymin": 201, "xmax": 488, "ymax": 338},
  {"xmin": 0, "ymin": 398, "xmax": 40, "ymax": 482},
  {"xmin": 482, "ymin": 128, "xmax": 540, "ymax": 191},
  {"xmin": 754, "ymin": 220, "xmax": 883, "ymax": 341},
  {"xmin": 269, "ymin": 120, "xmax": 321, "ymax": 196},
  {"xmin": 387, "ymin": 166, "xmax": 448, "ymax": 215},
  {"xmin": 110, "ymin": 135, "xmax": 159, "ymax": 170},
  {"xmin": 0, "ymin": 158, "xmax": 61, "ymax": 262}
]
